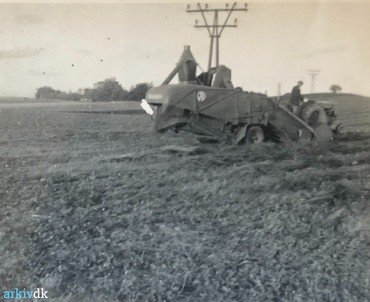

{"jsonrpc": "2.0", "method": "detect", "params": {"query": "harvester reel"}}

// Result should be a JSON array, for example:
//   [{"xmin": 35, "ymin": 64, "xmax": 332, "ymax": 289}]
[{"xmin": 246, "ymin": 126, "xmax": 265, "ymax": 144}]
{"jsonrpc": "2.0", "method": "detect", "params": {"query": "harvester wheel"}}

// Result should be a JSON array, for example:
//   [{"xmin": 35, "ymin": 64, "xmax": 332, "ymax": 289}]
[{"xmin": 246, "ymin": 126, "xmax": 265, "ymax": 144}]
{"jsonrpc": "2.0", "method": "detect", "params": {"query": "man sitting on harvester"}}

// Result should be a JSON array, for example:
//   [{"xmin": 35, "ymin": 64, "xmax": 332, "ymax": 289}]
[{"xmin": 288, "ymin": 81, "xmax": 304, "ymax": 113}]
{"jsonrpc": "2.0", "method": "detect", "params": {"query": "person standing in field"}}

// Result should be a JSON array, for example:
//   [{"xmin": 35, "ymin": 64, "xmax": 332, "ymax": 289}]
[{"xmin": 289, "ymin": 81, "xmax": 304, "ymax": 113}]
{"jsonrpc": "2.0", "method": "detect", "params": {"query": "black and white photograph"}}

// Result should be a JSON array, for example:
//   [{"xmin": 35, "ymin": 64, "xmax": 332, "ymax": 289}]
[{"xmin": 1, "ymin": 0, "xmax": 369, "ymax": 301}]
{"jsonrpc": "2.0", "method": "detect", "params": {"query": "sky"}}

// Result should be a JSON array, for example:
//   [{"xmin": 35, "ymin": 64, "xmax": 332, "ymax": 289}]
[{"xmin": 0, "ymin": 0, "xmax": 369, "ymax": 97}]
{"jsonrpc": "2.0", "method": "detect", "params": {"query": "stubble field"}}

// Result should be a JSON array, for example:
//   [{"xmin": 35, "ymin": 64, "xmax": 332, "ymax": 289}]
[{"xmin": 1, "ymin": 95, "xmax": 369, "ymax": 301}]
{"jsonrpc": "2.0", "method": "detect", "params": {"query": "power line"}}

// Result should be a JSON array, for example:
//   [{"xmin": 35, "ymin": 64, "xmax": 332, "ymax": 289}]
[
  {"xmin": 307, "ymin": 69, "xmax": 321, "ymax": 94},
  {"xmin": 186, "ymin": 2, "xmax": 248, "ymax": 71}
]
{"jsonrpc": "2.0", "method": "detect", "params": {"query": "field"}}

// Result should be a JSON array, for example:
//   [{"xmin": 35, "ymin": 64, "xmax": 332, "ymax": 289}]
[{"xmin": 1, "ymin": 95, "xmax": 369, "ymax": 301}]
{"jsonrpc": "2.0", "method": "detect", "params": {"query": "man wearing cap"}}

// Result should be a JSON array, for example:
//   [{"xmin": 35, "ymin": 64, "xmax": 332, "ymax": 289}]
[{"xmin": 289, "ymin": 81, "xmax": 304, "ymax": 114}]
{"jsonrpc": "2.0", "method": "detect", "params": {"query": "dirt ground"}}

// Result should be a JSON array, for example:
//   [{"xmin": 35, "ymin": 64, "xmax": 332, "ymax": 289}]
[{"xmin": 1, "ymin": 98, "xmax": 369, "ymax": 301}]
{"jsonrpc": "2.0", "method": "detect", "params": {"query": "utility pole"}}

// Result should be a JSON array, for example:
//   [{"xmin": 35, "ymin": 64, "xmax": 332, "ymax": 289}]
[
  {"xmin": 307, "ymin": 69, "xmax": 321, "ymax": 94},
  {"xmin": 187, "ymin": 3, "xmax": 248, "ymax": 72},
  {"xmin": 276, "ymin": 83, "xmax": 281, "ymax": 100}
]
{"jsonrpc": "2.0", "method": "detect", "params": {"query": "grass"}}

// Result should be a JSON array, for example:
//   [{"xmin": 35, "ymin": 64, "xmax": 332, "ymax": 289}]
[{"xmin": 0, "ymin": 99, "xmax": 369, "ymax": 301}]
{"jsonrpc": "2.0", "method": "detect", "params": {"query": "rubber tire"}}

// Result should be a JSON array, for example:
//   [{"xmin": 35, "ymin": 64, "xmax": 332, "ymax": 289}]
[
  {"xmin": 298, "ymin": 101, "xmax": 328, "ymax": 127},
  {"xmin": 246, "ymin": 126, "xmax": 265, "ymax": 144},
  {"xmin": 312, "ymin": 123, "xmax": 333, "ymax": 142}
]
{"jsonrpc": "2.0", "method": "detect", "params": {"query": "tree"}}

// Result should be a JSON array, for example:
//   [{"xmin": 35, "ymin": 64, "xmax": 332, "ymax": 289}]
[
  {"xmin": 329, "ymin": 84, "xmax": 342, "ymax": 94},
  {"xmin": 126, "ymin": 82, "xmax": 153, "ymax": 101},
  {"xmin": 36, "ymin": 79, "xmax": 152, "ymax": 102},
  {"xmin": 35, "ymin": 86, "xmax": 60, "ymax": 99},
  {"xmin": 85, "ymin": 78, "xmax": 127, "ymax": 102},
  {"xmin": 35, "ymin": 86, "xmax": 82, "ymax": 101}
]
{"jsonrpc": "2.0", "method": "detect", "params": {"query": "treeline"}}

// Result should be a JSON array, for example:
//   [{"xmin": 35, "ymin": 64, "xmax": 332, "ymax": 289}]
[
  {"xmin": 35, "ymin": 86, "xmax": 82, "ymax": 101},
  {"xmin": 35, "ymin": 78, "xmax": 152, "ymax": 102}
]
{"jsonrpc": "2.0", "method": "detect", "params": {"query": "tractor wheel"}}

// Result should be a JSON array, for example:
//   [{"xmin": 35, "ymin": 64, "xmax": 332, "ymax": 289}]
[
  {"xmin": 246, "ymin": 126, "xmax": 265, "ymax": 144},
  {"xmin": 299, "ymin": 101, "xmax": 328, "ymax": 127},
  {"xmin": 332, "ymin": 122, "xmax": 345, "ymax": 135}
]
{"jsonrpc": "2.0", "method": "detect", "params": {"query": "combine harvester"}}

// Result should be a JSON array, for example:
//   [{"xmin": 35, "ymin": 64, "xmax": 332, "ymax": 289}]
[{"xmin": 141, "ymin": 3, "xmax": 341, "ymax": 144}]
